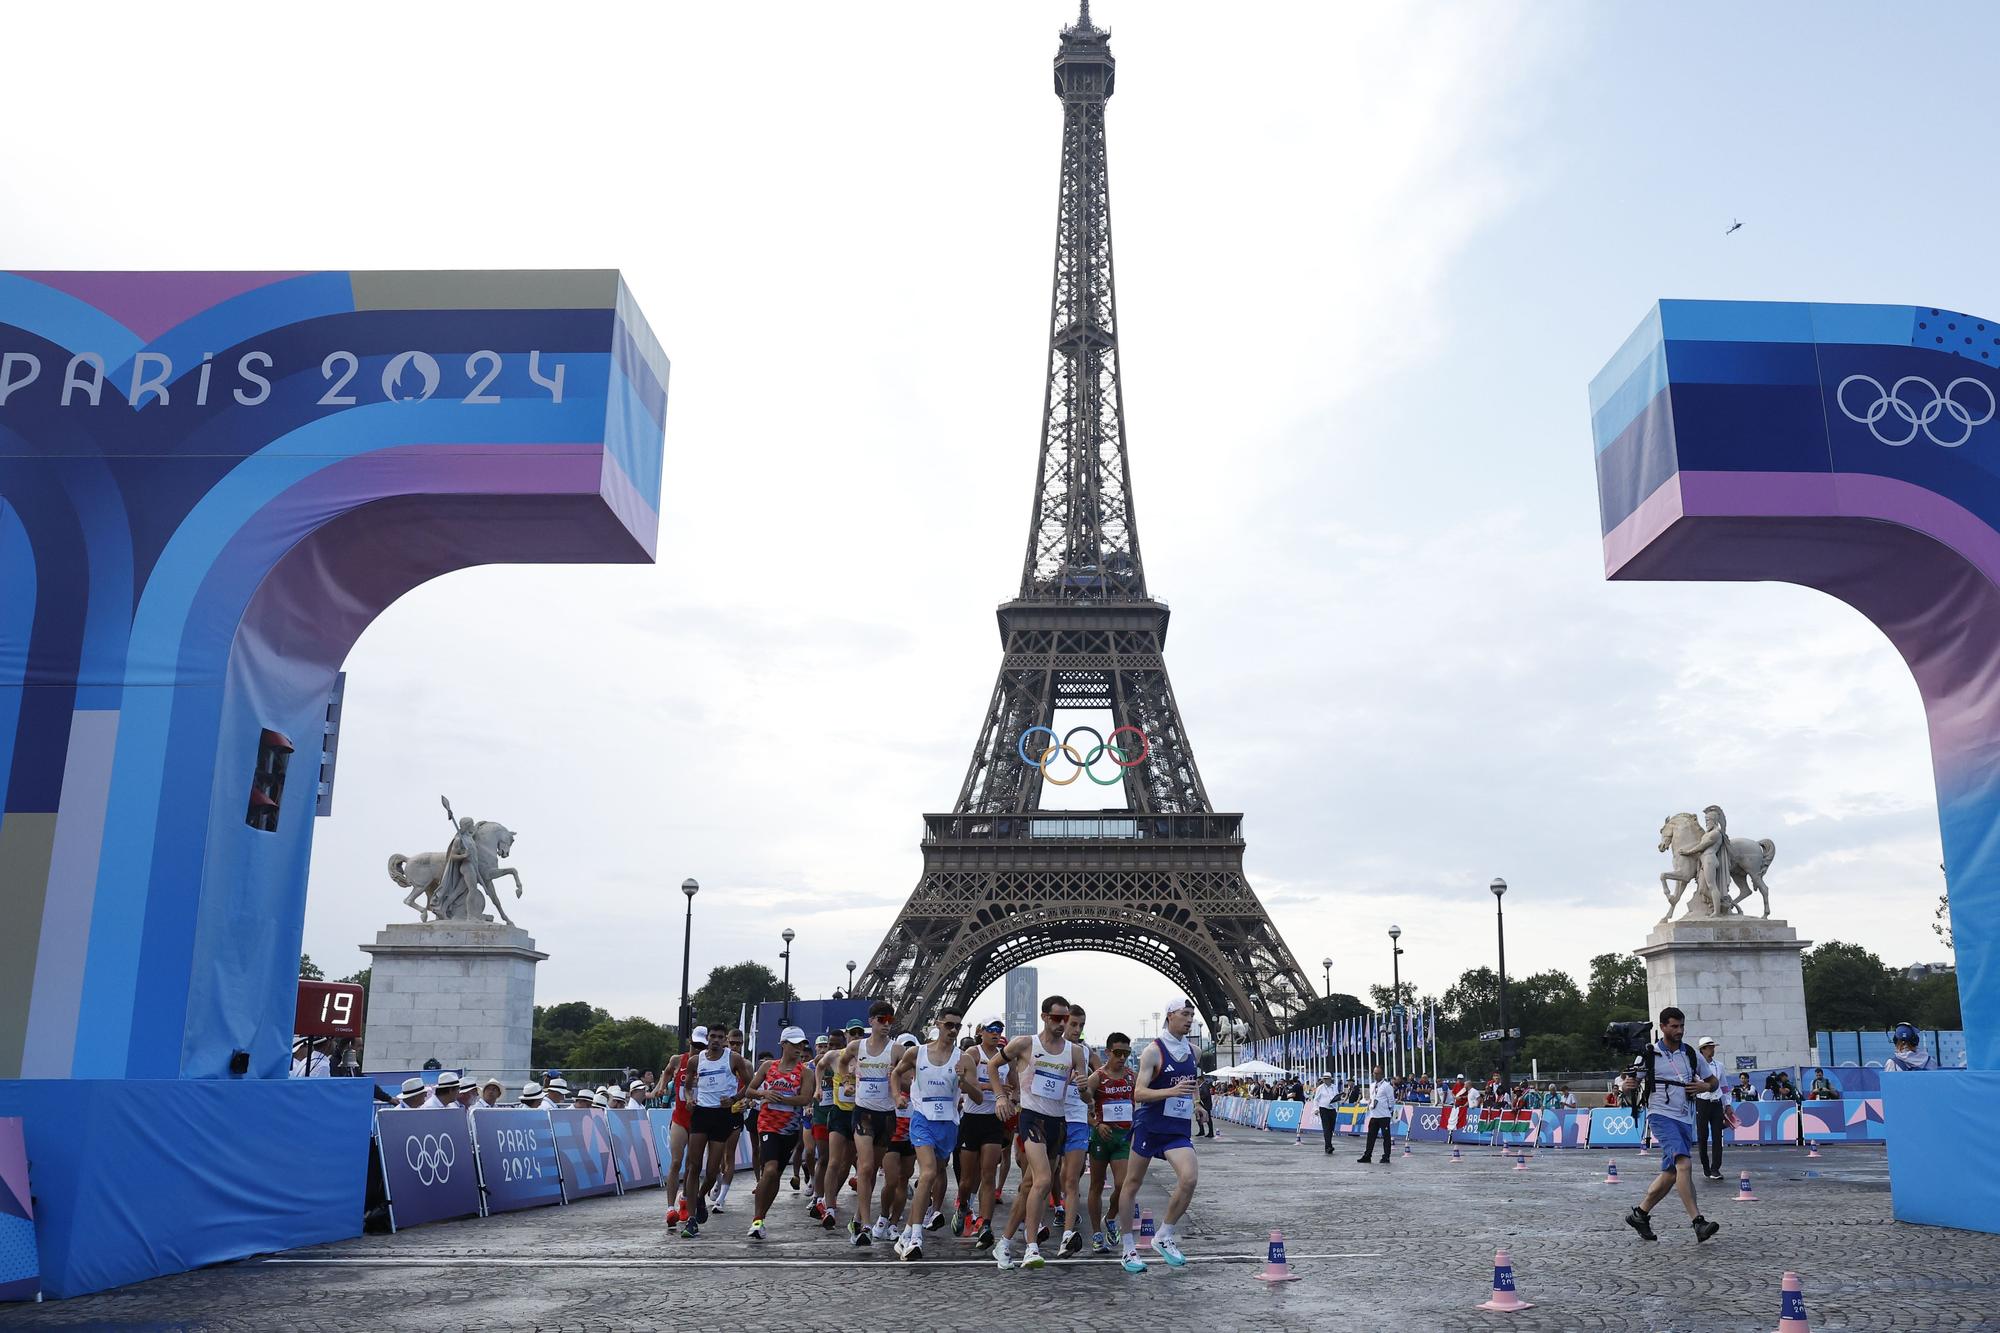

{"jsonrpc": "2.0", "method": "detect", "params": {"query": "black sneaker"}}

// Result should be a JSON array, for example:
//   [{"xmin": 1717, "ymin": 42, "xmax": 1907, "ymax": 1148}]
[
  {"xmin": 680, "ymin": 1219, "xmax": 699, "ymax": 1238},
  {"xmin": 973, "ymin": 1224, "xmax": 995, "ymax": 1251},
  {"xmin": 850, "ymin": 1222, "xmax": 872, "ymax": 1247},
  {"xmin": 1693, "ymin": 1215, "xmax": 1719, "ymax": 1243},
  {"xmin": 1624, "ymin": 1206, "xmax": 1656, "ymax": 1241},
  {"xmin": 951, "ymin": 1210, "xmax": 966, "ymax": 1237},
  {"xmin": 821, "ymin": 1207, "xmax": 839, "ymax": 1231},
  {"xmin": 693, "ymin": 1194, "xmax": 709, "ymax": 1225},
  {"xmin": 1036, "ymin": 1223, "xmax": 1051, "ymax": 1244},
  {"xmin": 1060, "ymin": 1230, "xmax": 1084, "ymax": 1258}
]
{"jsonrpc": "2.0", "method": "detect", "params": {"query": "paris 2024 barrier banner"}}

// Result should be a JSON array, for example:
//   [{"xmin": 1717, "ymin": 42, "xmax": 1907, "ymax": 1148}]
[
  {"xmin": 1216, "ymin": 1098, "xmax": 1889, "ymax": 1148},
  {"xmin": 1589, "ymin": 299, "xmax": 1999, "ymax": 1232}
]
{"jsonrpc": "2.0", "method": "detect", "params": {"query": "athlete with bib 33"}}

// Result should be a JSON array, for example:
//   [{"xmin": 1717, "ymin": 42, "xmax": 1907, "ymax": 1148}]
[{"xmin": 1116, "ymin": 997, "xmax": 1200, "ymax": 1272}]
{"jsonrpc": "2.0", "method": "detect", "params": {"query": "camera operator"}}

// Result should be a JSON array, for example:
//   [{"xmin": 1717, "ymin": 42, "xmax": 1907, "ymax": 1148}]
[
  {"xmin": 1692, "ymin": 1037, "xmax": 1728, "ymax": 1180},
  {"xmin": 1620, "ymin": 1007, "xmax": 1722, "ymax": 1244}
]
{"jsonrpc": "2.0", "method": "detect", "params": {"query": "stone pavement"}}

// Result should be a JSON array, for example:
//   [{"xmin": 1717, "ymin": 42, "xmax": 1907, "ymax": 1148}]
[{"xmin": 6, "ymin": 1131, "xmax": 1998, "ymax": 1331}]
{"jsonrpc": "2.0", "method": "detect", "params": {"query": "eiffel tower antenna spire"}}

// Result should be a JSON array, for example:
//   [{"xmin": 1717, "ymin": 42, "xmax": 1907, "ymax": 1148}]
[{"xmin": 853, "ymin": 10, "xmax": 1316, "ymax": 1042}]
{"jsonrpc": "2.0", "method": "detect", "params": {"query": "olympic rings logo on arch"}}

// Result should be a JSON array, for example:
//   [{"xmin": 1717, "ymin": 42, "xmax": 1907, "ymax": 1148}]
[
  {"xmin": 1016, "ymin": 724, "xmax": 1151, "ymax": 786},
  {"xmin": 405, "ymin": 1133, "xmax": 456, "ymax": 1186},
  {"xmin": 1837, "ymin": 373, "xmax": 1996, "ymax": 447}
]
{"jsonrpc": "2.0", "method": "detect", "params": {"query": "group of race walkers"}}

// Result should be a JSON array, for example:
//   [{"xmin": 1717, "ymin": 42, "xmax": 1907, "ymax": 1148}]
[{"xmin": 650, "ymin": 992, "xmax": 1205, "ymax": 1271}]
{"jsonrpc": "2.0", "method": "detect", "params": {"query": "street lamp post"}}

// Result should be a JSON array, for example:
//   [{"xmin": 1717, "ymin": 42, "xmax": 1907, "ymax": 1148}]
[
  {"xmin": 1490, "ymin": 878, "xmax": 1512, "ymax": 1091},
  {"xmin": 1389, "ymin": 926, "xmax": 1404, "ymax": 1078},
  {"xmin": 677, "ymin": 877, "xmax": 699, "ymax": 1049},
  {"xmin": 780, "ymin": 928, "xmax": 796, "ymax": 1025},
  {"xmin": 846, "ymin": 959, "xmax": 857, "ymax": 1000},
  {"xmin": 1321, "ymin": 955, "xmax": 1332, "ymax": 997}
]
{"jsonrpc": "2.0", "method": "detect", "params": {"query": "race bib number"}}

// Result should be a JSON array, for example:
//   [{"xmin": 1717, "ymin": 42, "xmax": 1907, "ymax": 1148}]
[
  {"xmin": 1032, "ymin": 1069, "xmax": 1068, "ymax": 1101},
  {"xmin": 1102, "ymin": 1102, "xmax": 1133, "ymax": 1124},
  {"xmin": 860, "ymin": 1074, "xmax": 889, "ymax": 1099},
  {"xmin": 921, "ymin": 1096, "xmax": 954, "ymax": 1120},
  {"xmin": 1165, "ymin": 1095, "xmax": 1193, "ymax": 1120}
]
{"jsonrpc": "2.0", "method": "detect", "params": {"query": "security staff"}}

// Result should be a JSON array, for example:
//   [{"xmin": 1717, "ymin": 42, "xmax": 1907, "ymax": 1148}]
[{"xmin": 1692, "ymin": 1037, "xmax": 1728, "ymax": 1180}]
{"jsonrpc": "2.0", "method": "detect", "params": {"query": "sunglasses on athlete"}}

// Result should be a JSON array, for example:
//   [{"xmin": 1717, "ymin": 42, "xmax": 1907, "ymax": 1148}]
[{"xmin": 872, "ymin": 1013, "xmax": 895, "ymax": 1024}]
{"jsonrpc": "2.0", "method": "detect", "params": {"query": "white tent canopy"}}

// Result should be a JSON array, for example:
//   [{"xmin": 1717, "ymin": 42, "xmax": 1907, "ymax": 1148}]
[{"xmin": 1218, "ymin": 1059, "xmax": 1289, "ymax": 1078}]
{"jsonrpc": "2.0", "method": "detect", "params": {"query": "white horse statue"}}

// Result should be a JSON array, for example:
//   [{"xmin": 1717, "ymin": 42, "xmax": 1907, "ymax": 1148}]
[
  {"xmin": 389, "ymin": 819, "xmax": 523, "ymax": 924},
  {"xmin": 1657, "ymin": 811, "xmax": 1776, "ymax": 920}
]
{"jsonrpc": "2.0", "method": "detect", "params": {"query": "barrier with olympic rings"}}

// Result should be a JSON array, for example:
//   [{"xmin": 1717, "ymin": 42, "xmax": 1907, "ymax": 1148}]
[{"xmin": 1017, "ymin": 724, "xmax": 1151, "ymax": 786}]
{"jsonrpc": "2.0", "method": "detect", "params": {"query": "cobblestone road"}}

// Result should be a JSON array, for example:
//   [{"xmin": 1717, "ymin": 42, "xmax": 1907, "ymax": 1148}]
[{"xmin": 6, "ymin": 1133, "xmax": 1997, "ymax": 1330}]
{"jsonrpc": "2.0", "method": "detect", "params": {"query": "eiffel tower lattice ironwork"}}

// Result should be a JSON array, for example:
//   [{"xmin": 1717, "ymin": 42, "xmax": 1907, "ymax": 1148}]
[{"xmin": 853, "ymin": 3, "xmax": 1316, "ymax": 1039}]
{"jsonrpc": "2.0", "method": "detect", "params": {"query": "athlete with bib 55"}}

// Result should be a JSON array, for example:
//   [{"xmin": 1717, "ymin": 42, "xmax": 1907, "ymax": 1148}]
[{"xmin": 1116, "ymin": 996, "xmax": 1201, "ymax": 1272}]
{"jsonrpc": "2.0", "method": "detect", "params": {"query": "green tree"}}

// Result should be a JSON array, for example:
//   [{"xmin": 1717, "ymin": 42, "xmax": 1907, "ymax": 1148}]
[
  {"xmin": 1934, "ymin": 892, "xmax": 1953, "ymax": 951},
  {"xmin": 688, "ymin": 961, "xmax": 794, "ymax": 1032},
  {"xmin": 298, "ymin": 953, "xmax": 323, "ymax": 981},
  {"xmin": 1585, "ymin": 953, "xmax": 1646, "ymax": 1019},
  {"xmin": 566, "ymin": 1016, "xmax": 674, "ymax": 1072},
  {"xmin": 1367, "ymin": 982, "xmax": 1418, "ymax": 1012},
  {"xmin": 1905, "ymin": 970, "xmax": 1962, "ymax": 1031},
  {"xmin": 532, "ymin": 1002, "xmax": 611, "ymax": 1070},
  {"xmin": 1291, "ymin": 992, "xmax": 1371, "ymax": 1028},
  {"xmin": 1802, "ymin": 941, "xmax": 1898, "ymax": 1031}
]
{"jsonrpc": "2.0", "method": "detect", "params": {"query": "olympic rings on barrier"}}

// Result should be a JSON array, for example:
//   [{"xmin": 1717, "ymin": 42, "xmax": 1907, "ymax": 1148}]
[
  {"xmin": 405, "ymin": 1132, "xmax": 457, "ymax": 1185},
  {"xmin": 1017, "ymin": 724, "xmax": 1151, "ymax": 785},
  {"xmin": 1600, "ymin": 1114, "xmax": 1635, "ymax": 1135},
  {"xmin": 1837, "ymin": 373, "xmax": 1996, "ymax": 447}
]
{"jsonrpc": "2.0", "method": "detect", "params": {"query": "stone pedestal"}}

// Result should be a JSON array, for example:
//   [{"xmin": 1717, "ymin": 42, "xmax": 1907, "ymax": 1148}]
[
  {"xmin": 359, "ymin": 921, "xmax": 546, "ymax": 1076},
  {"xmin": 1635, "ymin": 916, "xmax": 1812, "ymax": 1069}
]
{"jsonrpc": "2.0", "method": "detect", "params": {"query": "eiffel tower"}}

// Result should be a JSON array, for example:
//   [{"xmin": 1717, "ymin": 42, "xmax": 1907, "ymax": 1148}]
[{"xmin": 853, "ymin": 3, "xmax": 1316, "ymax": 1038}]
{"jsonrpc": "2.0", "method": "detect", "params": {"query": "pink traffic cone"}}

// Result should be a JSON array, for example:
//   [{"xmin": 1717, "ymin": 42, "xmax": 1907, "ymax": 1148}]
[
  {"xmin": 1401, "ymin": 1139, "xmax": 1412, "ymax": 1158},
  {"xmin": 1603, "ymin": 1159, "xmax": 1619, "ymax": 1184},
  {"xmin": 1512, "ymin": 1151, "xmax": 1529, "ymax": 1171},
  {"xmin": 1774, "ymin": 1270, "xmax": 1809, "ymax": 1331},
  {"xmin": 1734, "ymin": 1170, "xmax": 1758, "ymax": 1202},
  {"xmin": 1476, "ymin": 1248, "xmax": 1534, "ymax": 1312},
  {"xmin": 1140, "ymin": 1209, "xmax": 1156, "ymax": 1250},
  {"xmin": 1254, "ymin": 1229, "xmax": 1301, "ymax": 1283},
  {"xmin": 1805, "ymin": 1143, "xmax": 1821, "ymax": 1159}
]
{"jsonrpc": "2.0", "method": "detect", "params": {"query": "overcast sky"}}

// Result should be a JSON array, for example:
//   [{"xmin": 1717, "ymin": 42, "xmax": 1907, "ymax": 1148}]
[{"xmin": 6, "ymin": 2, "xmax": 1992, "ymax": 1050}]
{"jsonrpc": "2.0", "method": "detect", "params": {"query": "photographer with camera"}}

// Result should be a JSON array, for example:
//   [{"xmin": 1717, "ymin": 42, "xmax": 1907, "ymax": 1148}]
[{"xmin": 1613, "ymin": 1007, "xmax": 1722, "ymax": 1243}]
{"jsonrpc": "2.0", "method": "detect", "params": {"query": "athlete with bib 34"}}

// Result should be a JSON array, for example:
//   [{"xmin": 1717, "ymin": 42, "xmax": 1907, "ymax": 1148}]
[{"xmin": 1116, "ymin": 997, "xmax": 1200, "ymax": 1272}]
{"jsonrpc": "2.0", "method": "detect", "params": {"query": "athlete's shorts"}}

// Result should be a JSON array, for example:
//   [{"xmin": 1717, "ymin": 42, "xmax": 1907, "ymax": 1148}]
[
  {"xmin": 886, "ymin": 1114, "xmax": 915, "ymax": 1155},
  {"xmin": 828, "ymin": 1106, "xmax": 854, "ymax": 1137},
  {"xmin": 958, "ymin": 1112, "xmax": 1007, "ymax": 1151},
  {"xmin": 759, "ymin": 1131, "xmax": 800, "ymax": 1165},
  {"xmin": 1063, "ymin": 1119, "xmax": 1092, "ymax": 1154},
  {"xmin": 690, "ymin": 1104, "xmax": 737, "ymax": 1139},
  {"xmin": 911, "ymin": 1115, "xmax": 960, "ymax": 1157},
  {"xmin": 1131, "ymin": 1122, "xmax": 1193, "ymax": 1161},
  {"xmin": 671, "ymin": 1098, "xmax": 692, "ymax": 1130},
  {"xmin": 1019, "ymin": 1110, "xmax": 1068, "ymax": 1151},
  {"xmin": 739, "ymin": 1105, "xmax": 757, "ymax": 1136},
  {"xmin": 1090, "ymin": 1125, "xmax": 1131, "ymax": 1162},
  {"xmin": 812, "ymin": 1103, "xmax": 832, "ymax": 1127},
  {"xmin": 1652, "ymin": 1113, "xmax": 1696, "ymax": 1172},
  {"xmin": 852, "ymin": 1107, "xmax": 897, "ymax": 1142}
]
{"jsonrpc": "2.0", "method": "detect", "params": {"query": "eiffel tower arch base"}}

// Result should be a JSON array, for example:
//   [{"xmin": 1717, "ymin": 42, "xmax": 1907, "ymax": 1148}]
[{"xmin": 856, "ymin": 814, "xmax": 1311, "ymax": 1040}]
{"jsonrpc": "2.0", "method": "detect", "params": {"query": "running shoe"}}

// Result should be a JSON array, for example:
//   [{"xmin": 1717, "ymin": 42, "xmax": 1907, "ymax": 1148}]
[
  {"xmin": 1091, "ymin": 1232, "xmax": 1110, "ymax": 1255},
  {"xmin": 821, "ymin": 1206, "xmax": 839, "ymax": 1231},
  {"xmin": 1624, "ymin": 1206, "xmax": 1657, "ymax": 1241},
  {"xmin": 1060, "ymin": 1229, "xmax": 1083, "ymax": 1258},
  {"xmin": 973, "ymin": 1223, "xmax": 996, "ymax": 1251},
  {"xmin": 680, "ymin": 1219, "xmax": 699, "ymax": 1239},
  {"xmin": 1692, "ymin": 1215, "xmax": 1720, "ymax": 1243},
  {"xmin": 1022, "ymin": 1243, "xmax": 1045, "ymax": 1270},
  {"xmin": 849, "ymin": 1222, "xmax": 872, "ymax": 1248},
  {"xmin": 903, "ymin": 1234, "xmax": 924, "ymax": 1262},
  {"xmin": 790, "ymin": 1173, "xmax": 802, "ymax": 1192},
  {"xmin": 924, "ymin": 1207, "xmax": 945, "ymax": 1232},
  {"xmin": 951, "ymin": 1210, "xmax": 966, "ymax": 1237},
  {"xmin": 1155, "ymin": 1237, "xmax": 1186, "ymax": 1268},
  {"xmin": 872, "ymin": 1216, "xmax": 895, "ymax": 1241},
  {"xmin": 1035, "ymin": 1222, "xmax": 1051, "ymax": 1244},
  {"xmin": 807, "ymin": 1199, "xmax": 824, "ymax": 1221},
  {"xmin": 747, "ymin": 1220, "xmax": 765, "ymax": 1240},
  {"xmin": 1106, "ymin": 1216, "xmax": 1120, "ymax": 1243},
  {"xmin": 1120, "ymin": 1252, "xmax": 1146, "ymax": 1274},
  {"xmin": 693, "ymin": 1194, "xmax": 709, "ymax": 1225},
  {"xmin": 891, "ymin": 1233, "xmax": 910, "ymax": 1260},
  {"xmin": 994, "ymin": 1238, "xmax": 1017, "ymax": 1270}
]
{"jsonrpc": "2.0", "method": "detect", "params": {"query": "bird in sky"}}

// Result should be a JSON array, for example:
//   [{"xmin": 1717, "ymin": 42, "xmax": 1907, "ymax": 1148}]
[{"xmin": 1725, "ymin": 219, "xmax": 1744, "ymax": 236}]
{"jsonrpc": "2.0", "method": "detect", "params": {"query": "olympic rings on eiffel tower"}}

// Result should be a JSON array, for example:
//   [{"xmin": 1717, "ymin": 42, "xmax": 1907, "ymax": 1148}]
[{"xmin": 1016, "ymin": 724, "xmax": 1151, "ymax": 786}]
